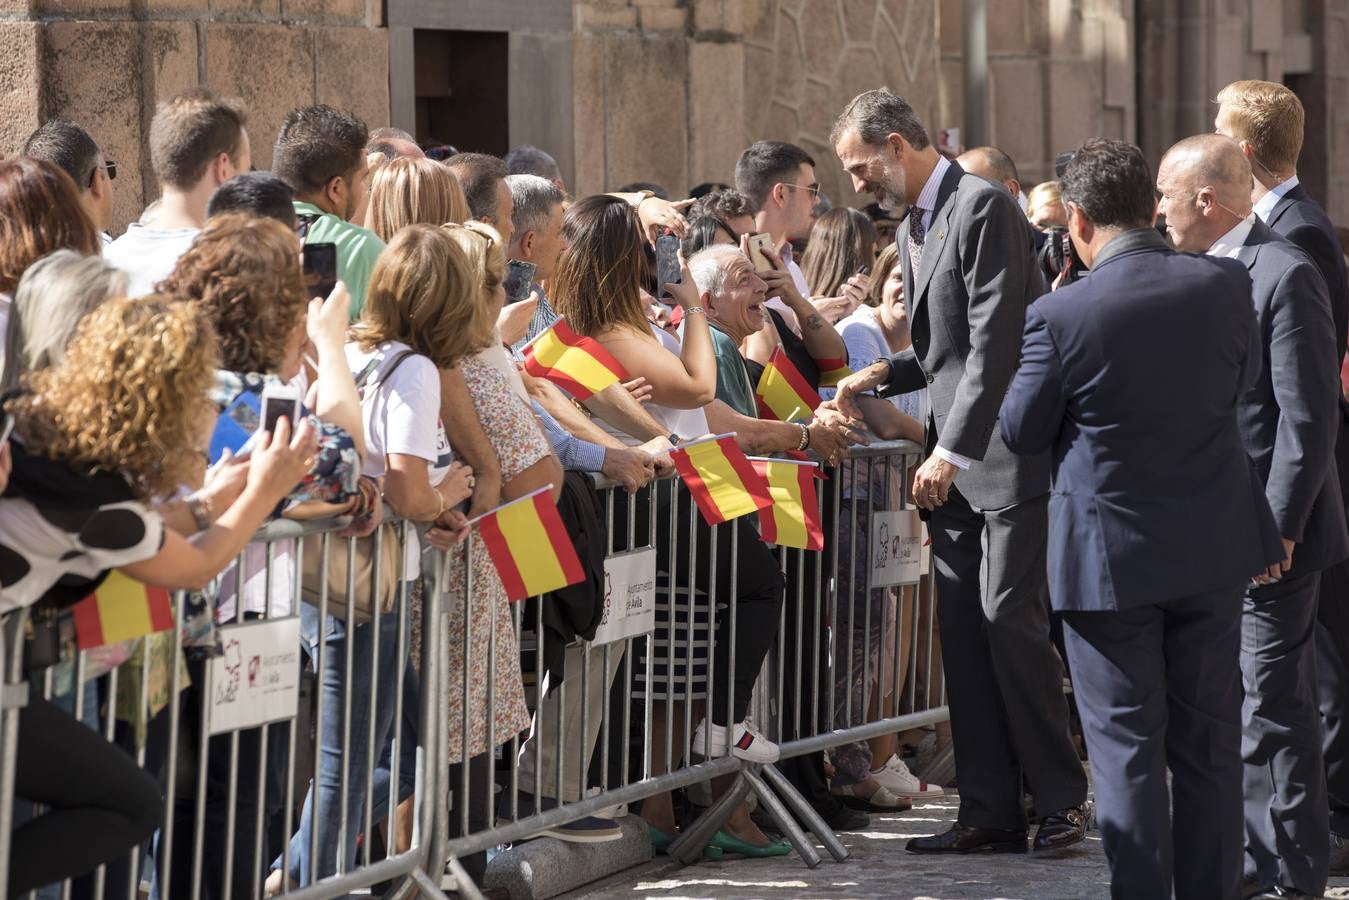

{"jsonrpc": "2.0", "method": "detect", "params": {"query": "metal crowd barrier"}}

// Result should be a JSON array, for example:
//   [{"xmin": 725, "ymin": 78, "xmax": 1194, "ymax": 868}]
[{"xmin": 0, "ymin": 439, "xmax": 947, "ymax": 899}]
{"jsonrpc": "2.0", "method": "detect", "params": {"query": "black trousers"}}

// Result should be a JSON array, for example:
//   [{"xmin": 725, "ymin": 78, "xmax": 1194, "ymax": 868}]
[
  {"xmin": 928, "ymin": 489, "xmax": 1086, "ymax": 829},
  {"xmin": 1242, "ymin": 572, "xmax": 1328, "ymax": 896},
  {"xmin": 1064, "ymin": 587, "xmax": 1244, "ymax": 900},
  {"xmin": 10, "ymin": 696, "xmax": 162, "ymax": 894}
]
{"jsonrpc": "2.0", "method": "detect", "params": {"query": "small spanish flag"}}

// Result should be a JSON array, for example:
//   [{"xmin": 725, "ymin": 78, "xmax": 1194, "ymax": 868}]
[
  {"xmin": 522, "ymin": 319, "xmax": 629, "ymax": 400},
  {"xmin": 472, "ymin": 486, "xmax": 586, "ymax": 602},
  {"xmin": 815, "ymin": 357, "xmax": 853, "ymax": 388},
  {"xmin": 671, "ymin": 433, "xmax": 772, "ymax": 525},
  {"xmin": 755, "ymin": 346, "xmax": 821, "ymax": 422},
  {"xmin": 750, "ymin": 458, "xmax": 824, "ymax": 550},
  {"xmin": 72, "ymin": 570, "xmax": 175, "ymax": 650}
]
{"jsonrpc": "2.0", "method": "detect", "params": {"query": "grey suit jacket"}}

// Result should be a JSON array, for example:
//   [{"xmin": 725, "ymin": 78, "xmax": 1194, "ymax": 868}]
[
  {"xmin": 879, "ymin": 163, "xmax": 1050, "ymax": 510},
  {"xmin": 1235, "ymin": 219, "xmax": 1349, "ymax": 576}
]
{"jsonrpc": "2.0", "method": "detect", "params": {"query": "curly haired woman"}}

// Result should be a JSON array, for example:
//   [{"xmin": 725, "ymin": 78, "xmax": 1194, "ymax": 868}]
[{"xmin": 0, "ymin": 296, "xmax": 315, "ymax": 893}]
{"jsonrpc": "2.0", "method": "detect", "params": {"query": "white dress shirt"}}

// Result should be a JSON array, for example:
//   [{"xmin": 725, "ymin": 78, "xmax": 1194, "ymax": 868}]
[
  {"xmin": 1205, "ymin": 213, "xmax": 1257, "ymax": 259},
  {"xmin": 1253, "ymin": 175, "xmax": 1299, "ymax": 223}
]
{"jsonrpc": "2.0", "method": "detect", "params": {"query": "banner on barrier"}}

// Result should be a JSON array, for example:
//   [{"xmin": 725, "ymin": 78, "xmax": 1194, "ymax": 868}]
[
  {"xmin": 208, "ymin": 617, "xmax": 302, "ymax": 735},
  {"xmin": 592, "ymin": 548, "xmax": 657, "ymax": 645},
  {"xmin": 869, "ymin": 509, "xmax": 923, "ymax": 588}
]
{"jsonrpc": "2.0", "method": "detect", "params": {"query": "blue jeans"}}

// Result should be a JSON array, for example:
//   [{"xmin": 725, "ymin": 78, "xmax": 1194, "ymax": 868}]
[
  {"xmin": 369, "ymin": 656, "xmax": 420, "ymax": 826},
  {"xmin": 282, "ymin": 598, "xmax": 404, "ymax": 885}
]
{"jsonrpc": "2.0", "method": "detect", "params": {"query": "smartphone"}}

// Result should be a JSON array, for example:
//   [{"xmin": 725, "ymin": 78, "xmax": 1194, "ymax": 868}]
[
  {"xmin": 503, "ymin": 259, "xmax": 537, "ymax": 304},
  {"xmin": 654, "ymin": 230, "xmax": 681, "ymax": 296},
  {"xmin": 746, "ymin": 232, "xmax": 775, "ymax": 272},
  {"xmin": 259, "ymin": 382, "xmax": 301, "ymax": 436},
  {"xmin": 857, "ymin": 265, "xmax": 871, "ymax": 277},
  {"xmin": 302, "ymin": 242, "xmax": 338, "ymax": 299}
]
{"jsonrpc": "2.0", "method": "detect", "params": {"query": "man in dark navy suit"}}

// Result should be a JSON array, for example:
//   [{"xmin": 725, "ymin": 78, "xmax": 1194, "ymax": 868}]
[
  {"xmin": 1160, "ymin": 133, "xmax": 1349, "ymax": 899},
  {"xmin": 1217, "ymin": 80, "xmax": 1349, "ymax": 872},
  {"xmin": 1000, "ymin": 138, "xmax": 1285, "ymax": 900}
]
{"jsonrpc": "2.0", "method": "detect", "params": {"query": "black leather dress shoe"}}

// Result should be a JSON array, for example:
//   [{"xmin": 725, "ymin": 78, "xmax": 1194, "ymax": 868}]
[
  {"xmin": 1033, "ymin": 804, "xmax": 1088, "ymax": 851},
  {"xmin": 906, "ymin": 823, "xmax": 1028, "ymax": 854}
]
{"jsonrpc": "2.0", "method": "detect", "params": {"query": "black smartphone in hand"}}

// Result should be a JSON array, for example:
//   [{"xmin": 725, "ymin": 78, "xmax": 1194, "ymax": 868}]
[
  {"xmin": 302, "ymin": 242, "xmax": 338, "ymax": 299},
  {"xmin": 655, "ymin": 230, "xmax": 681, "ymax": 297},
  {"xmin": 503, "ymin": 259, "xmax": 537, "ymax": 304}
]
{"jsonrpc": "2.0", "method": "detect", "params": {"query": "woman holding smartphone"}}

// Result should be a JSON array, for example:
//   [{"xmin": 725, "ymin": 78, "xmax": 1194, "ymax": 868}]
[{"xmin": 0, "ymin": 296, "xmax": 314, "ymax": 893}]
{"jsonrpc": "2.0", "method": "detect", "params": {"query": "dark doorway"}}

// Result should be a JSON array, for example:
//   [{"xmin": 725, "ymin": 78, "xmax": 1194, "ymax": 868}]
[{"xmin": 413, "ymin": 29, "xmax": 509, "ymax": 155}]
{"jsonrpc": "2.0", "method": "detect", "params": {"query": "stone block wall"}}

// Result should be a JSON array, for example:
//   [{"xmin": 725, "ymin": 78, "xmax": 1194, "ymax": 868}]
[
  {"xmin": 570, "ymin": 0, "xmax": 941, "ymax": 208},
  {"xmin": 0, "ymin": 0, "xmax": 389, "ymax": 232}
]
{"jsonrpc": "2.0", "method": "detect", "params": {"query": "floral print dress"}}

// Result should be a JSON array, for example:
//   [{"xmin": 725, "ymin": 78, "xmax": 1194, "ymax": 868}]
[{"xmin": 425, "ymin": 351, "xmax": 548, "ymax": 763}]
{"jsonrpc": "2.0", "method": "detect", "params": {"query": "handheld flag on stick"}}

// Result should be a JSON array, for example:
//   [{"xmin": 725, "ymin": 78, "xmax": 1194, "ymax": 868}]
[
  {"xmin": 670, "ymin": 433, "xmax": 772, "ymax": 525},
  {"xmin": 750, "ymin": 457, "xmax": 824, "ymax": 550},
  {"xmin": 522, "ymin": 319, "xmax": 629, "ymax": 400},
  {"xmin": 72, "ymin": 570, "xmax": 175, "ymax": 650},
  {"xmin": 469, "ymin": 485, "xmax": 586, "ymax": 602},
  {"xmin": 815, "ymin": 357, "xmax": 853, "ymax": 388},
  {"xmin": 755, "ymin": 346, "xmax": 821, "ymax": 422}
]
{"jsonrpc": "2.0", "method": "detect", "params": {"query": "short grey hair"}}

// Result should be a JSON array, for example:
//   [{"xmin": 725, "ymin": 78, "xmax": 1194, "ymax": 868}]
[
  {"xmin": 688, "ymin": 244, "xmax": 745, "ymax": 299},
  {"xmin": 831, "ymin": 87, "xmax": 931, "ymax": 150},
  {"xmin": 1, "ymin": 250, "xmax": 127, "ymax": 392},
  {"xmin": 506, "ymin": 174, "xmax": 564, "ymax": 246},
  {"xmin": 504, "ymin": 145, "xmax": 562, "ymax": 183}
]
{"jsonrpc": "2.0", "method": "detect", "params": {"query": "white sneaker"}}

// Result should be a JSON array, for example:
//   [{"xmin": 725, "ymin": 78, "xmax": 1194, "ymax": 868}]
[
  {"xmin": 871, "ymin": 754, "xmax": 944, "ymax": 799},
  {"xmin": 692, "ymin": 720, "xmax": 780, "ymax": 763}
]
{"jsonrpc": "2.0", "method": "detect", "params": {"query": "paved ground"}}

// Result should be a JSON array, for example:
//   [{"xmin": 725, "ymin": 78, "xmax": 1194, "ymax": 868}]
[{"xmin": 563, "ymin": 791, "xmax": 1349, "ymax": 899}]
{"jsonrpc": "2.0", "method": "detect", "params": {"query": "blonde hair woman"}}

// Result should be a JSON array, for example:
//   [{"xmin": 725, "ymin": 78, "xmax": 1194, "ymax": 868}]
[
  {"xmin": 0, "ymin": 296, "xmax": 313, "ymax": 893},
  {"xmin": 1026, "ymin": 180, "xmax": 1069, "ymax": 231},
  {"xmin": 365, "ymin": 157, "xmax": 471, "ymax": 242}
]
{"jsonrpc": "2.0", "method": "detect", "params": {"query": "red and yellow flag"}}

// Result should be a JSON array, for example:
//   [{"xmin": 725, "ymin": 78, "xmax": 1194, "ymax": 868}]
[
  {"xmin": 750, "ymin": 458, "xmax": 824, "ymax": 550},
  {"xmin": 522, "ymin": 319, "xmax": 629, "ymax": 400},
  {"xmin": 815, "ymin": 357, "xmax": 853, "ymax": 388},
  {"xmin": 474, "ymin": 486, "xmax": 586, "ymax": 602},
  {"xmin": 72, "ymin": 570, "xmax": 175, "ymax": 650},
  {"xmin": 755, "ymin": 346, "xmax": 821, "ymax": 422},
  {"xmin": 671, "ymin": 434, "xmax": 772, "ymax": 525}
]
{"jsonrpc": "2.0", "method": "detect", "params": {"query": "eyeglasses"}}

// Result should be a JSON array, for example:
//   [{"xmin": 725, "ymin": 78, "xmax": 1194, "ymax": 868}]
[
  {"xmin": 777, "ymin": 182, "xmax": 821, "ymax": 197},
  {"xmin": 90, "ymin": 160, "xmax": 116, "ymax": 188},
  {"xmin": 442, "ymin": 221, "xmax": 498, "ymax": 250}
]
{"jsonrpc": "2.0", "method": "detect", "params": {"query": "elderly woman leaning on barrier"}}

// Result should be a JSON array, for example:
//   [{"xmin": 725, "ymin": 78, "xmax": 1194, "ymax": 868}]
[
  {"xmin": 0, "ymin": 296, "xmax": 315, "ymax": 895},
  {"xmin": 551, "ymin": 195, "xmax": 788, "ymax": 856},
  {"xmin": 158, "ymin": 212, "xmax": 376, "ymax": 897}
]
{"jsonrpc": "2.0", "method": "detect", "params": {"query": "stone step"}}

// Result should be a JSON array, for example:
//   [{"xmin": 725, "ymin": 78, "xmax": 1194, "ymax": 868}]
[{"xmin": 481, "ymin": 815, "xmax": 653, "ymax": 900}]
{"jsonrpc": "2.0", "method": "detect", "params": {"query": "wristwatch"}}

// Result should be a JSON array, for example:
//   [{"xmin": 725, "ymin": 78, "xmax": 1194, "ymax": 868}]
[
  {"xmin": 667, "ymin": 433, "xmax": 682, "ymax": 446},
  {"xmin": 633, "ymin": 189, "xmax": 656, "ymax": 206}
]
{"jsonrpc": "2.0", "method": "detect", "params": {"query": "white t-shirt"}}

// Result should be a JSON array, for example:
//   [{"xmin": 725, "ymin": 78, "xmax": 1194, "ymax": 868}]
[
  {"xmin": 347, "ymin": 340, "xmax": 454, "ymax": 577},
  {"xmin": 103, "ymin": 225, "xmax": 200, "ymax": 297},
  {"xmin": 765, "ymin": 257, "xmax": 813, "ymax": 333}
]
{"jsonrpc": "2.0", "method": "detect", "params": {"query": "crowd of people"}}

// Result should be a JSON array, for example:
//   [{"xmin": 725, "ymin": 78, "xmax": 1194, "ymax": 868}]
[{"xmin": 0, "ymin": 74, "xmax": 1347, "ymax": 900}]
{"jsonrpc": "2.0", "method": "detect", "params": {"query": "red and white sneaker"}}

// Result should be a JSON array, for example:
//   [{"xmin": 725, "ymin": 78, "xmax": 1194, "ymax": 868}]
[
  {"xmin": 871, "ymin": 754, "xmax": 944, "ymax": 800},
  {"xmin": 692, "ymin": 720, "xmax": 780, "ymax": 763}
]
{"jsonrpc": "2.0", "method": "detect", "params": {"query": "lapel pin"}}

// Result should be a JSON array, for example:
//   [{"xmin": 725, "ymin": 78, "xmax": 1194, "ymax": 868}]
[{"xmin": 937, "ymin": 231, "xmax": 946, "ymax": 240}]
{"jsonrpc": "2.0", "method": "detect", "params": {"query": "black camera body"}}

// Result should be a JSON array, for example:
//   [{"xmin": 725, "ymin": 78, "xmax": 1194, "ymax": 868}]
[{"xmin": 1039, "ymin": 226, "xmax": 1084, "ymax": 286}]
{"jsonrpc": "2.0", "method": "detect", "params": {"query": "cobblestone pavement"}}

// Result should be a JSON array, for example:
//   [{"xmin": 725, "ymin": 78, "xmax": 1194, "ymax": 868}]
[{"xmin": 566, "ymin": 791, "xmax": 1349, "ymax": 899}]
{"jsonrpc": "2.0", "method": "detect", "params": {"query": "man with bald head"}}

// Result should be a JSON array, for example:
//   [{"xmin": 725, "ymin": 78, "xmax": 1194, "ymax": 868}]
[
  {"xmin": 958, "ymin": 146, "xmax": 1041, "ymax": 252},
  {"xmin": 1160, "ymin": 133, "xmax": 1349, "ymax": 899}
]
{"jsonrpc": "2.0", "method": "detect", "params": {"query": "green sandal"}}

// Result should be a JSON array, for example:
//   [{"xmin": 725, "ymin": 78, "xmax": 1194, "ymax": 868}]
[
  {"xmin": 648, "ymin": 824, "xmax": 725, "ymax": 861},
  {"xmin": 707, "ymin": 829, "xmax": 793, "ymax": 858}
]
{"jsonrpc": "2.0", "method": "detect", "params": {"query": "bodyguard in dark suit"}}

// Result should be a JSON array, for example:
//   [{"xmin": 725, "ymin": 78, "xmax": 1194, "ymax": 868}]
[
  {"xmin": 1000, "ymin": 138, "xmax": 1285, "ymax": 900},
  {"xmin": 1217, "ymin": 79, "xmax": 1349, "ymax": 868},
  {"xmin": 829, "ymin": 89, "xmax": 1088, "ymax": 855},
  {"xmin": 1158, "ymin": 134, "xmax": 1349, "ymax": 899}
]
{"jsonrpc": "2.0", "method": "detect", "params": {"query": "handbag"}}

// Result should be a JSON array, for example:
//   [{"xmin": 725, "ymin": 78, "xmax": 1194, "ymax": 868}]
[
  {"xmin": 299, "ymin": 522, "xmax": 402, "ymax": 623},
  {"xmin": 299, "ymin": 348, "xmax": 419, "ymax": 623}
]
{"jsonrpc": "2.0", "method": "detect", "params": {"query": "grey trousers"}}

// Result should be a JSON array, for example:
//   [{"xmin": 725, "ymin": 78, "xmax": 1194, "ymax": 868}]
[
  {"xmin": 1064, "ymin": 586, "xmax": 1245, "ymax": 900},
  {"xmin": 1243, "ymin": 572, "xmax": 1328, "ymax": 896},
  {"xmin": 516, "ymin": 642, "xmax": 625, "ymax": 803},
  {"xmin": 928, "ymin": 489, "xmax": 1087, "ymax": 830}
]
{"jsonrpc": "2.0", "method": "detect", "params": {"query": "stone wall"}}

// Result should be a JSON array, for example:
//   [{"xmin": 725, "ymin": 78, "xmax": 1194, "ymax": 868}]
[
  {"xmin": 0, "ymin": 0, "xmax": 389, "ymax": 232},
  {"xmin": 570, "ymin": 0, "xmax": 940, "ymax": 208}
]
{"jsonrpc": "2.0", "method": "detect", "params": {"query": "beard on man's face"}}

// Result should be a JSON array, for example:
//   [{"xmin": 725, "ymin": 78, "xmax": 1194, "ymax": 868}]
[{"xmin": 874, "ymin": 161, "xmax": 907, "ymax": 212}]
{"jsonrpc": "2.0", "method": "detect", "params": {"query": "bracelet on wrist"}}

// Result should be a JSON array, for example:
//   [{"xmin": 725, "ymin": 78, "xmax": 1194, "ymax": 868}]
[
  {"xmin": 186, "ymin": 493, "xmax": 213, "ymax": 533},
  {"xmin": 797, "ymin": 423, "xmax": 811, "ymax": 451},
  {"xmin": 433, "ymin": 488, "xmax": 446, "ymax": 522},
  {"xmin": 683, "ymin": 306, "xmax": 707, "ymax": 317}
]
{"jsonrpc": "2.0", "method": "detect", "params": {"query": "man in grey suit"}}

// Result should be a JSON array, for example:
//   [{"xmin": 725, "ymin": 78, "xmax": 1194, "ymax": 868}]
[
  {"xmin": 1001, "ymin": 137, "xmax": 1285, "ymax": 900},
  {"xmin": 829, "ymin": 88, "xmax": 1088, "ymax": 854},
  {"xmin": 1159, "ymin": 133, "xmax": 1349, "ymax": 900}
]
